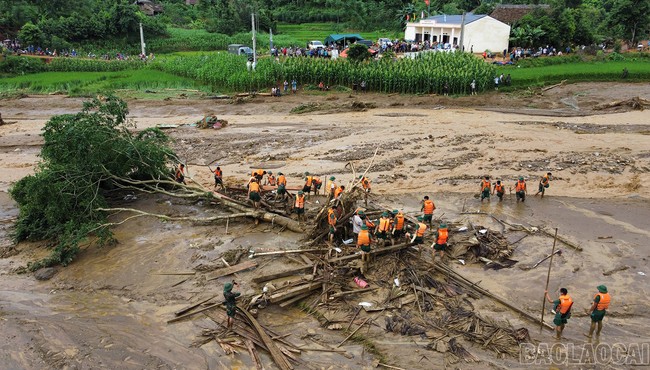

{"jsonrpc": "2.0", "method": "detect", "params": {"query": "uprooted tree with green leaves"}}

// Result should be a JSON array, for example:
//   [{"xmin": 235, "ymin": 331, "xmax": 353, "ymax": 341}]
[{"xmin": 9, "ymin": 95, "xmax": 183, "ymax": 270}]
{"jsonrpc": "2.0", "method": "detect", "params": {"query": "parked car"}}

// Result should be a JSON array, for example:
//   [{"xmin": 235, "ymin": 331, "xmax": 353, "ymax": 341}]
[
  {"xmin": 356, "ymin": 39, "xmax": 373, "ymax": 48},
  {"xmin": 308, "ymin": 41, "xmax": 325, "ymax": 50},
  {"xmin": 228, "ymin": 44, "xmax": 253, "ymax": 57},
  {"xmin": 378, "ymin": 38, "xmax": 393, "ymax": 47}
]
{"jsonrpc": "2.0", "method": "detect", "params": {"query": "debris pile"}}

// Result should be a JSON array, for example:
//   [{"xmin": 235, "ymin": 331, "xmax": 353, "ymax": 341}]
[{"xmin": 197, "ymin": 115, "xmax": 228, "ymax": 129}]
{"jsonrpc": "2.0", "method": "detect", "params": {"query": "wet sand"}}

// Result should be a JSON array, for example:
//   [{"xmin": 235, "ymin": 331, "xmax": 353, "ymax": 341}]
[{"xmin": 1, "ymin": 83, "xmax": 650, "ymax": 369}]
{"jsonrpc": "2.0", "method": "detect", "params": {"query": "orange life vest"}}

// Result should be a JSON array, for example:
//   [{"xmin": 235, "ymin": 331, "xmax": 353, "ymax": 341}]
[
  {"xmin": 214, "ymin": 168, "xmax": 222, "ymax": 178},
  {"xmin": 595, "ymin": 292, "xmax": 610, "ymax": 310},
  {"xmin": 277, "ymin": 175, "xmax": 287, "ymax": 186},
  {"xmin": 334, "ymin": 187, "xmax": 343, "ymax": 198},
  {"xmin": 328, "ymin": 209, "xmax": 337, "ymax": 226},
  {"xmin": 305, "ymin": 176, "xmax": 313, "ymax": 187},
  {"xmin": 313, "ymin": 177, "xmax": 321, "ymax": 186},
  {"xmin": 295, "ymin": 195, "xmax": 305, "ymax": 208},
  {"xmin": 365, "ymin": 219, "xmax": 375, "ymax": 229},
  {"xmin": 249, "ymin": 182, "xmax": 260, "ymax": 192},
  {"xmin": 541, "ymin": 175, "xmax": 550, "ymax": 186},
  {"xmin": 423, "ymin": 200, "xmax": 435, "ymax": 215},
  {"xmin": 516, "ymin": 180, "xmax": 526, "ymax": 192},
  {"xmin": 481, "ymin": 180, "xmax": 491, "ymax": 191},
  {"xmin": 394, "ymin": 213, "xmax": 405, "ymax": 230},
  {"xmin": 436, "ymin": 228, "xmax": 448, "ymax": 244},
  {"xmin": 268, "ymin": 175, "xmax": 276, "ymax": 186},
  {"xmin": 378, "ymin": 217, "xmax": 391, "ymax": 232},
  {"xmin": 361, "ymin": 177, "xmax": 371, "ymax": 189},
  {"xmin": 558, "ymin": 294, "xmax": 573, "ymax": 314},
  {"xmin": 357, "ymin": 229, "xmax": 370, "ymax": 246},
  {"xmin": 495, "ymin": 184, "xmax": 504, "ymax": 193},
  {"xmin": 255, "ymin": 169, "xmax": 264, "ymax": 177},
  {"xmin": 416, "ymin": 223, "xmax": 427, "ymax": 237}
]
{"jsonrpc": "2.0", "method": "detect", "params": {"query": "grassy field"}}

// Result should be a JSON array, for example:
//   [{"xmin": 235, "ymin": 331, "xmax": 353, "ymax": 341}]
[
  {"xmin": 0, "ymin": 70, "xmax": 204, "ymax": 96},
  {"xmin": 497, "ymin": 60, "xmax": 650, "ymax": 88},
  {"xmin": 276, "ymin": 22, "xmax": 400, "ymax": 45}
]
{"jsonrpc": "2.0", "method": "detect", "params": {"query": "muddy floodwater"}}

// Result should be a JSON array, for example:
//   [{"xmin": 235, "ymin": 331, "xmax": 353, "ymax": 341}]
[{"xmin": 1, "ymin": 84, "xmax": 650, "ymax": 369}]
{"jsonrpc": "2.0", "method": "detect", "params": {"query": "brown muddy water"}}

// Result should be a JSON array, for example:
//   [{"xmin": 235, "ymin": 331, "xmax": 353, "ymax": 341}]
[{"xmin": 1, "ymin": 189, "xmax": 649, "ymax": 370}]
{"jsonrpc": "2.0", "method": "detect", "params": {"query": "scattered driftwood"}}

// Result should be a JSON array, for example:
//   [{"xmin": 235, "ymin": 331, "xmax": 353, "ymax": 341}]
[
  {"xmin": 250, "ymin": 248, "xmax": 329, "ymax": 257},
  {"xmin": 167, "ymin": 302, "xmax": 222, "ymax": 323},
  {"xmin": 207, "ymin": 260, "xmax": 257, "ymax": 281},
  {"xmin": 519, "ymin": 250, "xmax": 562, "ymax": 270},
  {"xmin": 594, "ymin": 97, "xmax": 650, "ymax": 111},
  {"xmin": 174, "ymin": 295, "xmax": 218, "ymax": 316},
  {"xmin": 330, "ymin": 287, "xmax": 378, "ymax": 298},
  {"xmin": 541, "ymin": 79, "xmax": 567, "ymax": 92},
  {"xmin": 336, "ymin": 317, "xmax": 370, "ymax": 348},
  {"xmin": 240, "ymin": 308, "xmax": 293, "ymax": 370},
  {"xmin": 603, "ymin": 265, "xmax": 629, "ymax": 276}
]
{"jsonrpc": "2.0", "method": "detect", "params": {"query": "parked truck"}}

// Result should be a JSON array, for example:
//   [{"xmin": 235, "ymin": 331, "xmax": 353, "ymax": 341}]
[{"xmin": 228, "ymin": 44, "xmax": 254, "ymax": 57}]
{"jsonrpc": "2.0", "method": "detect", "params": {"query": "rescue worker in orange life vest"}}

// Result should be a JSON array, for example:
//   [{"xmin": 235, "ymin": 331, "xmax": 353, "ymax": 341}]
[
  {"xmin": 493, "ymin": 180, "xmax": 505, "ymax": 202},
  {"xmin": 513, "ymin": 176, "xmax": 527, "ymax": 202},
  {"xmin": 391, "ymin": 209, "xmax": 405, "ymax": 244},
  {"xmin": 375, "ymin": 212, "xmax": 392, "ymax": 246},
  {"xmin": 327, "ymin": 206, "xmax": 337, "ymax": 243},
  {"xmin": 356, "ymin": 224, "xmax": 372, "ymax": 275},
  {"xmin": 294, "ymin": 191, "xmax": 306, "ymax": 222},
  {"xmin": 585, "ymin": 285, "xmax": 611, "ymax": 339},
  {"xmin": 421, "ymin": 196, "xmax": 435, "ymax": 226},
  {"xmin": 248, "ymin": 178, "xmax": 262, "ymax": 209},
  {"xmin": 265, "ymin": 171, "xmax": 276, "ymax": 186},
  {"xmin": 432, "ymin": 223, "xmax": 449, "ymax": 262},
  {"xmin": 212, "ymin": 166, "xmax": 225, "ymax": 191},
  {"xmin": 535, "ymin": 172, "xmax": 552, "ymax": 198},
  {"xmin": 545, "ymin": 288, "xmax": 573, "ymax": 340},
  {"xmin": 303, "ymin": 172, "xmax": 313, "ymax": 196},
  {"xmin": 480, "ymin": 176, "xmax": 491, "ymax": 202}
]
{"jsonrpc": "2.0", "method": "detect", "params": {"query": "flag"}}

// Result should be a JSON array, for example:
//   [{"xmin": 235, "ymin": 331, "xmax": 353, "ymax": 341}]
[
  {"xmin": 425, "ymin": 0, "xmax": 430, "ymax": 5},
  {"xmin": 421, "ymin": 11, "xmax": 425, "ymax": 19},
  {"xmin": 406, "ymin": 14, "xmax": 410, "ymax": 21},
  {"xmin": 413, "ymin": 13, "xmax": 416, "ymax": 21}
]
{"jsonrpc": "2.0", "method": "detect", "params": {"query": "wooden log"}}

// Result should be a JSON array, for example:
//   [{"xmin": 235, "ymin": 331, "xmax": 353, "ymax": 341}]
[
  {"xmin": 240, "ymin": 308, "xmax": 293, "ymax": 370},
  {"xmin": 253, "ymin": 242, "xmax": 412, "ymax": 284},
  {"xmin": 432, "ymin": 263, "xmax": 553, "ymax": 330},
  {"xmin": 269, "ymin": 282, "xmax": 323, "ymax": 303},
  {"xmin": 207, "ymin": 260, "xmax": 257, "ymax": 281},
  {"xmin": 212, "ymin": 191, "xmax": 304, "ymax": 233},
  {"xmin": 252, "ymin": 248, "xmax": 329, "ymax": 257},
  {"xmin": 167, "ymin": 302, "xmax": 222, "ymax": 324},
  {"xmin": 245, "ymin": 339, "xmax": 263, "ymax": 370},
  {"xmin": 279, "ymin": 292, "xmax": 314, "ymax": 308},
  {"xmin": 174, "ymin": 295, "xmax": 218, "ymax": 316},
  {"xmin": 336, "ymin": 317, "xmax": 370, "ymax": 347},
  {"xmin": 330, "ymin": 287, "xmax": 378, "ymax": 298}
]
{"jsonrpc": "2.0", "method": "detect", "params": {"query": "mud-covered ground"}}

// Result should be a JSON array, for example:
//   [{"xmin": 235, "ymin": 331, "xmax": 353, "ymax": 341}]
[{"xmin": 1, "ymin": 83, "xmax": 649, "ymax": 369}]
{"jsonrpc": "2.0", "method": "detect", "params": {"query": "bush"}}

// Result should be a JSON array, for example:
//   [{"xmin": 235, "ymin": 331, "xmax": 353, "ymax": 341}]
[{"xmin": 0, "ymin": 56, "xmax": 47, "ymax": 74}]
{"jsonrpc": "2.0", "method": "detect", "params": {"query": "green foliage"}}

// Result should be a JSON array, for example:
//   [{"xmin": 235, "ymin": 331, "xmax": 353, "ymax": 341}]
[
  {"xmin": 606, "ymin": 0, "xmax": 650, "ymax": 44},
  {"xmin": 152, "ymin": 51, "xmax": 496, "ymax": 94},
  {"xmin": 0, "ymin": 70, "xmax": 203, "ymax": 95},
  {"xmin": 17, "ymin": 22, "xmax": 44, "ymax": 46},
  {"xmin": 347, "ymin": 44, "xmax": 371, "ymax": 63},
  {"xmin": 10, "ymin": 96, "xmax": 177, "ymax": 269},
  {"xmin": 0, "ymin": 56, "xmax": 47, "ymax": 74},
  {"xmin": 515, "ymin": 54, "xmax": 584, "ymax": 67},
  {"xmin": 497, "ymin": 60, "xmax": 650, "ymax": 88}
]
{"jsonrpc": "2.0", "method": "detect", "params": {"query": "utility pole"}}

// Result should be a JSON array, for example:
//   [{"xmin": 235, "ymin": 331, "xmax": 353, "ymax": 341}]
[
  {"xmin": 270, "ymin": 28, "xmax": 273, "ymax": 52},
  {"xmin": 459, "ymin": 12, "xmax": 466, "ymax": 52},
  {"xmin": 139, "ymin": 22, "xmax": 146, "ymax": 56},
  {"xmin": 251, "ymin": 13, "xmax": 257, "ymax": 66}
]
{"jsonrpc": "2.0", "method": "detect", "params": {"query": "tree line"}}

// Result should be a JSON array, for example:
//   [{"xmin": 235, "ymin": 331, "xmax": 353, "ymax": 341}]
[{"xmin": 1, "ymin": 0, "xmax": 648, "ymax": 54}]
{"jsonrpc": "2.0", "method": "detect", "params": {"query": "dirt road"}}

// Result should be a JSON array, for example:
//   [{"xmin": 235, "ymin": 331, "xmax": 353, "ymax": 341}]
[{"xmin": 1, "ymin": 83, "xmax": 649, "ymax": 369}]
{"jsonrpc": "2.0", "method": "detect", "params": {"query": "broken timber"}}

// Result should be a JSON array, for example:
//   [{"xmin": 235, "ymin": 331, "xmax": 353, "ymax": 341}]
[
  {"xmin": 212, "ymin": 191, "xmax": 304, "ymax": 233},
  {"xmin": 432, "ymin": 263, "xmax": 553, "ymax": 330},
  {"xmin": 207, "ymin": 260, "xmax": 257, "ymax": 281},
  {"xmin": 240, "ymin": 308, "xmax": 293, "ymax": 370},
  {"xmin": 253, "ymin": 242, "xmax": 413, "ymax": 284}
]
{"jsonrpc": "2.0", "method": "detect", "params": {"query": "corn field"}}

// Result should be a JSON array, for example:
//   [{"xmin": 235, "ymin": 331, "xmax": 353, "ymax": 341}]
[
  {"xmin": 48, "ymin": 58, "xmax": 146, "ymax": 72},
  {"xmin": 152, "ymin": 52, "xmax": 495, "ymax": 94}
]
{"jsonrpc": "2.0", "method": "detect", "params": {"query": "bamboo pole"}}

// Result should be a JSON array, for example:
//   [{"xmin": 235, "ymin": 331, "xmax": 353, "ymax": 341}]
[{"xmin": 540, "ymin": 228, "xmax": 558, "ymax": 332}]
